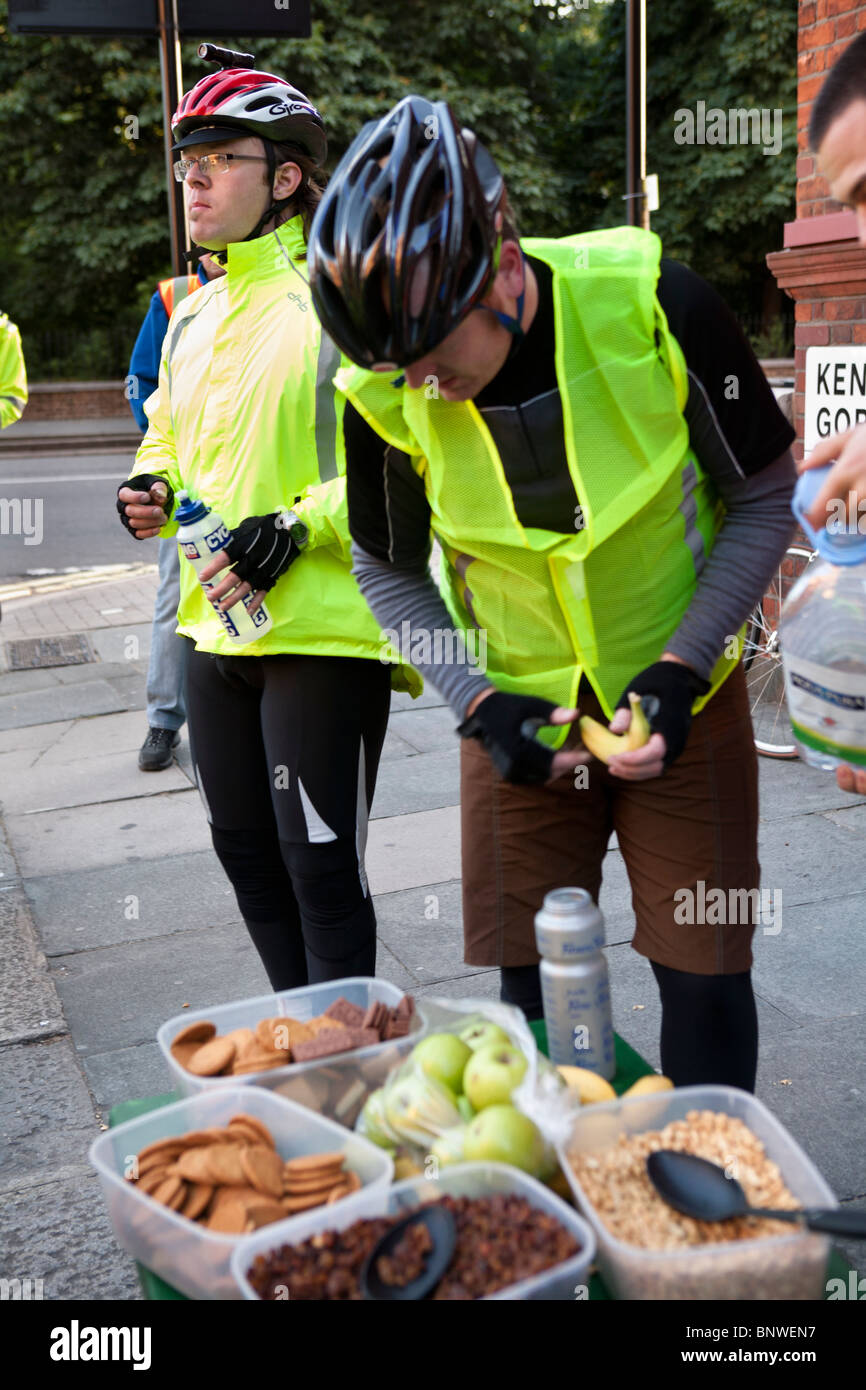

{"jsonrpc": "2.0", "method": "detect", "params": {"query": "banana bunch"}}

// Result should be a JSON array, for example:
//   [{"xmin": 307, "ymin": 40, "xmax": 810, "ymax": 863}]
[{"xmin": 579, "ymin": 691, "xmax": 651, "ymax": 764}]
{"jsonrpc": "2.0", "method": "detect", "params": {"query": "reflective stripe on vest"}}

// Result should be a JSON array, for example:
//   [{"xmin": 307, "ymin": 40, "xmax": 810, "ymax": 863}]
[
  {"xmin": 157, "ymin": 274, "xmax": 200, "ymax": 319},
  {"xmin": 338, "ymin": 227, "xmax": 742, "ymax": 742}
]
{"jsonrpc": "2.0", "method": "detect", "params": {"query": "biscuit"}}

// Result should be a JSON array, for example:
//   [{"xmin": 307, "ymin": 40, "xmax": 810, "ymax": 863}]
[
  {"xmin": 326, "ymin": 1182, "xmax": 351, "ymax": 1204},
  {"xmin": 281, "ymin": 1189, "xmax": 336, "ymax": 1213},
  {"xmin": 171, "ymin": 1020, "xmax": 216, "ymax": 1049},
  {"xmin": 171, "ymin": 1041, "xmax": 204, "ymax": 1071},
  {"xmin": 207, "ymin": 1200, "xmax": 249, "ymax": 1234},
  {"xmin": 150, "ymin": 1175, "xmax": 184, "ymax": 1207},
  {"xmin": 229, "ymin": 1115, "xmax": 276, "ymax": 1149},
  {"xmin": 240, "ymin": 1145, "xmax": 284, "ymax": 1199},
  {"xmin": 291, "ymin": 1029, "xmax": 357, "ymax": 1062},
  {"xmin": 325, "ymin": 997, "xmax": 366, "ymax": 1029},
  {"xmin": 283, "ymin": 1152, "xmax": 345, "ymax": 1177},
  {"xmin": 180, "ymin": 1182, "xmax": 214, "ymax": 1221},
  {"xmin": 186, "ymin": 1037, "xmax": 236, "ymax": 1077},
  {"xmin": 244, "ymin": 1199, "xmax": 288, "ymax": 1229}
]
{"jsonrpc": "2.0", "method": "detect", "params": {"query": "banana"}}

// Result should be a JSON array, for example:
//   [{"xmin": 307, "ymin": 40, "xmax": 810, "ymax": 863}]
[
  {"xmin": 621, "ymin": 1073, "xmax": 674, "ymax": 1098},
  {"xmin": 557, "ymin": 1065, "xmax": 617, "ymax": 1105},
  {"xmin": 578, "ymin": 692, "xmax": 651, "ymax": 764}
]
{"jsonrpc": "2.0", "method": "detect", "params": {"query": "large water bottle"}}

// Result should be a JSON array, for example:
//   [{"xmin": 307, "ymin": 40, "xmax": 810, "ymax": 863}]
[
  {"xmin": 780, "ymin": 465, "xmax": 866, "ymax": 771},
  {"xmin": 534, "ymin": 887, "xmax": 615, "ymax": 1078},
  {"xmin": 174, "ymin": 490, "xmax": 273, "ymax": 646}
]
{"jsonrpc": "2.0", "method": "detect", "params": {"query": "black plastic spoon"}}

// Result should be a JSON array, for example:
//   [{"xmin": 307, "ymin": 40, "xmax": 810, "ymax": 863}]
[
  {"xmin": 360, "ymin": 1206, "xmax": 457, "ymax": 1301},
  {"xmin": 647, "ymin": 1150, "xmax": 866, "ymax": 1238}
]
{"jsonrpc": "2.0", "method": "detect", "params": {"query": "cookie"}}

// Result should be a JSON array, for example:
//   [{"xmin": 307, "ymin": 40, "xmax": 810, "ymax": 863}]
[
  {"xmin": 150, "ymin": 1175, "xmax": 184, "ymax": 1207},
  {"xmin": 283, "ymin": 1152, "xmax": 345, "ymax": 1177},
  {"xmin": 240, "ymin": 1145, "xmax": 284, "ymax": 1199},
  {"xmin": 281, "ymin": 1189, "xmax": 336, "ymax": 1213},
  {"xmin": 291, "ymin": 1029, "xmax": 357, "ymax": 1062},
  {"xmin": 180, "ymin": 1182, "xmax": 214, "ymax": 1221},
  {"xmin": 207, "ymin": 1200, "xmax": 249, "ymax": 1234},
  {"xmin": 324, "ymin": 997, "xmax": 366, "ymax": 1029},
  {"xmin": 244, "ymin": 1199, "xmax": 288, "ymax": 1229},
  {"xmin": 171, "ymin": 1020, "xmax": 216, "ymax": 1049},
  {"xmin": 186, "ymin": 1037, "xmax": 236, "ymax": 1077}
]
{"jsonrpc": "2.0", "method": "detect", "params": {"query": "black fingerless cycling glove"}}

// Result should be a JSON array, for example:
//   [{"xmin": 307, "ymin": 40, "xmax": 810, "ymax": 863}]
[
  {"xmin": 615, "ymin": 661, "xmax": 711, "ymax": 768},
  {"xmin": 457, "ymin": 691, "xmax": 559, "ymax": 784},
  {"xmin": 116, "ymin": 473, "xmax": 175, "ymax": 538},
  {"xmin": 222, "ymin": 513, "xmax": 302, "ymax": 592}
]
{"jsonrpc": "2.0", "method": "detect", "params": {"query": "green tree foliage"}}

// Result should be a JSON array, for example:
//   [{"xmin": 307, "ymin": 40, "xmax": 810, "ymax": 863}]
[
  {"xmin": 542, "ymin": 0, "xmax": 797, "ymax": 338},
  {"xmin": 0, "ymin": 0, "xmax": 795, "ymax": 378}
]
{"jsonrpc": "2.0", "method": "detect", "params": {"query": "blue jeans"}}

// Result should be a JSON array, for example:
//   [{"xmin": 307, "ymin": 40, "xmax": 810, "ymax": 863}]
[{"xmin": 145, "ymin": 538, "xmax": 186, "ymax": 732}]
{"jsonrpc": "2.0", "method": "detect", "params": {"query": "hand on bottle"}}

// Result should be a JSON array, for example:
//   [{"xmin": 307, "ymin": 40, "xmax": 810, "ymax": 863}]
[
  {"xmin": 198, "ymin": 550, "xmax": 267, "ymax": 616},
  {"xmin": 800, "ymin": 423, "xmax": 866, "ymax": 531}
]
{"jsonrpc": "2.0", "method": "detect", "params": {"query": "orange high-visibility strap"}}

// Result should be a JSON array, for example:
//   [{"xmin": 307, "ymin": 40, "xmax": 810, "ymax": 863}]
[{"xmin": 157, "ymin": 274, "xmax": 200, "ymax": 318}]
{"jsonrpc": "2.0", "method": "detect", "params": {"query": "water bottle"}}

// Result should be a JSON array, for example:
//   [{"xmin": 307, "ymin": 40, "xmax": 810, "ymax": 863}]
[
  {"xmin": 174, "ymin": 490, "xmax": 273, "ymax": 646},
  {"xmin": 780, "ymin": 465, "xmax": 866, "ymax": 770},
  {"xmin": 534, "ymin": 887, "xmax": 615, "ymax": 1078}
]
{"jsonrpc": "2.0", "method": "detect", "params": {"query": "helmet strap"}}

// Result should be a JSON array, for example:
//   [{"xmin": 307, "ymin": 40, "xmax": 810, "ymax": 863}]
[
  {"xmin": 477, "ymin": 248, "xmax": 527, "ymax": 350},
  {"xmin": 242, "ymin": 141, "xmax": 297, "ymax": 242}
]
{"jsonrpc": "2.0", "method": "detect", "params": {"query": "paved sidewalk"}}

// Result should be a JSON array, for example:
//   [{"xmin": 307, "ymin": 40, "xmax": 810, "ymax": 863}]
[{"xmin": 0, "ymin": 570, "xmax": 864, "ymax": 1299}]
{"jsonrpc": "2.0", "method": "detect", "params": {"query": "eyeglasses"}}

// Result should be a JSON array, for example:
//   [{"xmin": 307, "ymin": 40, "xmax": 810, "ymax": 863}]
[{"xmin": 173, "ymin": 153, "xmax": 269, "ymax": 182}]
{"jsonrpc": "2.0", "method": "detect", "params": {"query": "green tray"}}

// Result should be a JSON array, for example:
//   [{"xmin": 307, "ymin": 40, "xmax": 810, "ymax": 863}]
[{"xmin": 109, "ymin": 1022, "xmax": 851, "ymax": 1301}]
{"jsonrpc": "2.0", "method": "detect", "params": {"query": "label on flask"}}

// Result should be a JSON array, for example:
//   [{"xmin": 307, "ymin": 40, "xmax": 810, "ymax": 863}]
[{"xmin": 783, "ymin": 651, "xmax": 866, "ymax": 765}]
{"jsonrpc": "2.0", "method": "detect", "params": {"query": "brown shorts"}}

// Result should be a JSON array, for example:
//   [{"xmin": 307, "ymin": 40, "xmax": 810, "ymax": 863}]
[{"xmin": 460, "ymin": 662, "xmax": 760, "ymax": 975}]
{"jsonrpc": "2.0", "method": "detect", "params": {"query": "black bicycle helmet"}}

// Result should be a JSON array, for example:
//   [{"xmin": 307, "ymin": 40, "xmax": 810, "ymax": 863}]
[{"xmin": 308, "ymin": 95, "xmax": 506, "ymax": 368}]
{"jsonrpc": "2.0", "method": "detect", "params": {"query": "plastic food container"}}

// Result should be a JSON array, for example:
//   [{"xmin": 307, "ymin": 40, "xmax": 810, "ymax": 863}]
[
  {"xmin": 156, "ymin": 977, "xmax": 425, "ymax": 1127},
  {"xmin": 557, "ymin": 1085, "xmax": 836, "ymax": 1301},
  {"xmin": 231, "ymin": 1161, "xmax": 597, "ymax": 1301},
  {"xmin": 89, "ymin": 1087, "xmax": 394, "ymax": 1301}
]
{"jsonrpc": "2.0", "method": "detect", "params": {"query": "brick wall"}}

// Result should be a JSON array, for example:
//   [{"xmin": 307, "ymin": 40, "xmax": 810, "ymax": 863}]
[
  {"xmin": 797, "ymin": 0, "xmax": 866, "ymax": 219},
  {"xmin": 22, "ymin": 382, "xmax": 129, "ymax": 422},
  {"xmin": 767, "ymin": 1, "xmax": 866, "ymax": 459}
]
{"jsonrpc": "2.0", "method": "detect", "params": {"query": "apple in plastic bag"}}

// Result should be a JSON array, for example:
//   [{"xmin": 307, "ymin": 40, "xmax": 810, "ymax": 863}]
[
  {"xmin": 411, "ymin": 1033, "xmax": 473, "ymax": 1095},
  {"xmin": 463, "ymin": 1104, "xmax": 546, "ymax": 1176},
  {"xmin": 458, "ymin": 1020, "xmax": 512, "ymax": 1053},
  {"xmin": 463, "ymin": 1042, "xmax": 528, "ymax": 1110}
]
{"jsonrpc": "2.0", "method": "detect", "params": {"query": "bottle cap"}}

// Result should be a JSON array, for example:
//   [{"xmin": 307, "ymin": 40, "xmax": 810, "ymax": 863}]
[
  {"xmin": 792, "ymin": 463, "xmax": 866, "ymax": 566},
  {"xmin": 173, "ymin": 490, "xmax": 209, "ymax": 525}
]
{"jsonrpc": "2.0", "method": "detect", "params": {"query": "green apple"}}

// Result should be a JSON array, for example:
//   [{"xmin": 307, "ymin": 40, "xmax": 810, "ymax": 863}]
[
  {"xmin": 429, "ymin": 1125, "xmax": 468, "ymax": 1168},
  {"xmin": 458, "ymin": 1020, "xmax": 512, "ymax": 1053},
  {"xmin": 411, "ymin": 1032, "xmax": 473, "ymax": 1094},
  {"xmin": 463, "ymin": 1104, "xmax": 546, "ymax": 1176},
  {"xmin": 463, "ymin": 1041, "xmax": 528, "ymax": 1110}
]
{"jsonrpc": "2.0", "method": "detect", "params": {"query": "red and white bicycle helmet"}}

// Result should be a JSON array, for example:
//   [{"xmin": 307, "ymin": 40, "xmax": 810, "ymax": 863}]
[{"xmin": 172, "ymin": 68, "xmax": 326, "ymax": 164}]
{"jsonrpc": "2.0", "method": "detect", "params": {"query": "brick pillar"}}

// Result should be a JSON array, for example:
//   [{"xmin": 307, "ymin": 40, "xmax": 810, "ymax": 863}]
[{"xmin": 766, "ymin": 0, "xmax": 866, "ymax": 461}]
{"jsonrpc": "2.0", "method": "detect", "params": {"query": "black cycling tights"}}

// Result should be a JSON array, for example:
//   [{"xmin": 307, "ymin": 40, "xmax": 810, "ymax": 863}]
[
  {"xmin": 500, "ymin": 960, "xmax": 758, "ymax": 1091},
  {"xmin": 184, "ymin": 644, "xmax": 392, "ymax": 992}
]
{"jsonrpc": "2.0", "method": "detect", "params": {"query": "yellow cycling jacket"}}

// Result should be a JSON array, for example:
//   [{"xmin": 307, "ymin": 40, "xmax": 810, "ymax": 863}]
[
  {"xmin": 132, "ymin": 215, "xmax": 418, "ymax": 691},
  {"xmin": 0, "ymin": 312, "xmax": 28, "ymax": 429}
]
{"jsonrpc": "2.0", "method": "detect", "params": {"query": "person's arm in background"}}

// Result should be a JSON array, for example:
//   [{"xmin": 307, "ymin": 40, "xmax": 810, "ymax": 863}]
[
  {"xmin": 0, "ymin": 313, "xmax": 28, "ymax": 429},
  {"xmin": 127, "ymin": 292, "xmax": 168, "ymax": 434}
]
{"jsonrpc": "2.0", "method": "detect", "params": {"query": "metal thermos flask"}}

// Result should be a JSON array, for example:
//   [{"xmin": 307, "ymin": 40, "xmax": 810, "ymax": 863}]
[{"xmin": 534, "ymin": 887, "xmax": 615, "ymax": 1078}]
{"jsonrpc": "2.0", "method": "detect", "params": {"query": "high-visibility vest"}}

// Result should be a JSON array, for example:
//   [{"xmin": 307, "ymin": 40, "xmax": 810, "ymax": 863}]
[
  {"xmin": 132, "ymin": 215, "xmax": 419, "ymax": 690},
  {"xmin": 0, "ymin": 312, "xmax": 28, "ymax": 429},
  {"xmin": 157, "ymin": 274, "xmax": 201, "ymax": 319},
  {"xmin": 338, "ymin": 227, "xmax": 742, "ymax": 745}
]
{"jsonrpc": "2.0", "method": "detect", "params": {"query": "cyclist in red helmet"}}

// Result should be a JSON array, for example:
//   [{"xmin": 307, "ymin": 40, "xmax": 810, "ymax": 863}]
[{"xmin": 115, "ymin": 62, "xmax": 419, "ymax": 994}]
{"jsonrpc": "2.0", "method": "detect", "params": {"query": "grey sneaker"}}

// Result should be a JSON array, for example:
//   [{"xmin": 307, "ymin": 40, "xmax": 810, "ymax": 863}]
[{"xmin": 139, "ymin": 727, "xmax": 181, "ymax": 771}]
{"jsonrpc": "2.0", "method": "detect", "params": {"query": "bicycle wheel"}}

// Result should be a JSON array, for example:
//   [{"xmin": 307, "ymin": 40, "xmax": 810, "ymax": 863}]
[{"xmin": 742, "ymin": 545, "xmax": 817, "ymax": 757}]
